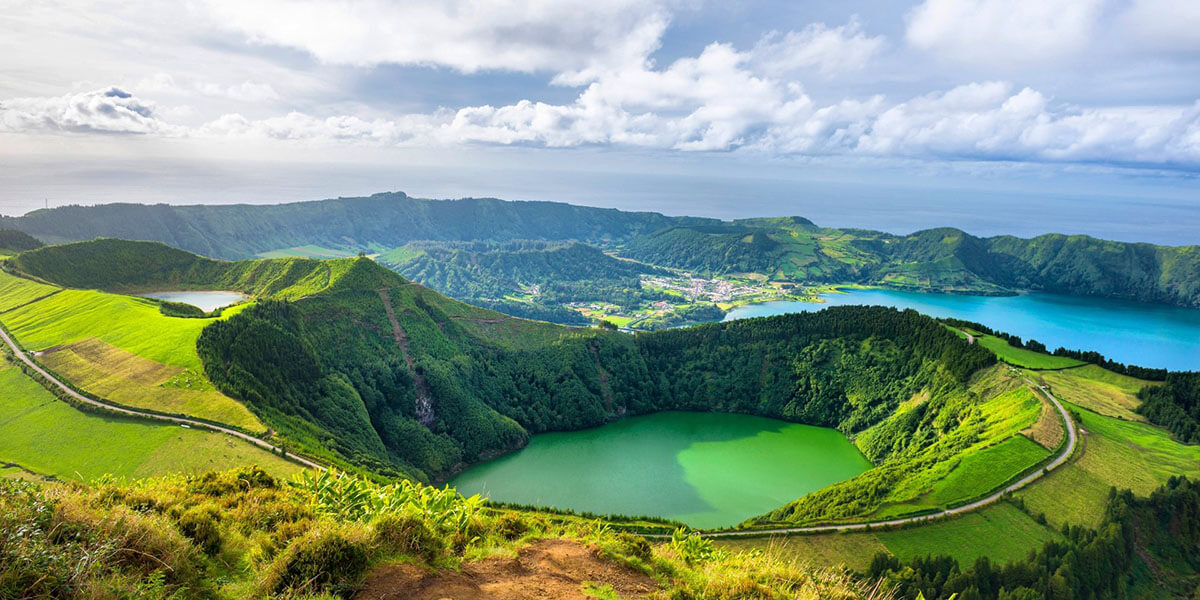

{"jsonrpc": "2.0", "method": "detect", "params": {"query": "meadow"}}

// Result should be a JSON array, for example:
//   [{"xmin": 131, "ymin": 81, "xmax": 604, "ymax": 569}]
[
  {"xmin": 0, "ymin": 353, "xmax": 299, "ymax": 482},
  {"xmin": 1034, "ymin": 364, "xmax": 1150, "ymax": 421},
  {"xmin": 1017, "ymin": 402, "xmax": 1200, "ymax": 528},
  {"xmin": 0, "ymin": 271, "xmax": 262, "ymax": 430},
  {"xmin": 975, "ymin": 334, "xmax": 1084, "ymax": 369}
]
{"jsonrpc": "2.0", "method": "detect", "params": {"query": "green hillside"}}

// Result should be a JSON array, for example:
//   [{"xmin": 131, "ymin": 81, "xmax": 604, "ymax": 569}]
[
  {"xmin": 5, "ymin": 194, "xmax": 1200, "ymax": 307},
  {"xmin": 0, "ymin": 193, "xmax": 713, "ymax": 259},
  {"xmin": 0, "ymin": 229, "xmax": 42, "ymax": 256},
  {"xmin": 379, "ymin": 240, "xmax": 669, "ymax": 325}
]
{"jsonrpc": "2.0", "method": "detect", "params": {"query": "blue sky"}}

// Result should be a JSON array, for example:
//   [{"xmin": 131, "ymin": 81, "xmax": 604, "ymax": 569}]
[{"xmin": 1, "ymin": 0, "xmax": 1198, "ymax": 242}]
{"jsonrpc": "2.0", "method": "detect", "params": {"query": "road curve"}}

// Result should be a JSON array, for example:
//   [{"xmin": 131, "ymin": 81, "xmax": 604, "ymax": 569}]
[
  {"xmin": 0, "ymin": 324, "xmax": 325, "ymax": 472},
  {"xmin": 662, "ymin": 366, "xmax": 1077, "ymax": 538}
]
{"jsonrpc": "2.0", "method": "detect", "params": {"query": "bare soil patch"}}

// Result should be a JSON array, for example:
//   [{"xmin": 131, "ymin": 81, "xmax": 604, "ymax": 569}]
[{"xmin": 356, "ymin": 538, "xmax": 657, "ymax": 600}]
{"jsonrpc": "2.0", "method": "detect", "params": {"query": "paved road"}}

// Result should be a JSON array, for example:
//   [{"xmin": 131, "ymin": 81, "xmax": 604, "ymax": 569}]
[
  {"xmin": 0, "ymin": 324, "xmax": 325, "ymax": 471},
  {"xmin": 659, "ymin": 367, "xmax": 1077, "ymax": 538}
]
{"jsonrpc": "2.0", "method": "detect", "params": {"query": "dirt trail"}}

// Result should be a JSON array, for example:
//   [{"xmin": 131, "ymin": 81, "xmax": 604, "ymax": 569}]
[
  {"xmin": 355, "ymin": 539, "xmax": 656, "ymax": 600},
  {"xmin": 377, "ymin": 288, "xmax": 434, "ymax": 425}
]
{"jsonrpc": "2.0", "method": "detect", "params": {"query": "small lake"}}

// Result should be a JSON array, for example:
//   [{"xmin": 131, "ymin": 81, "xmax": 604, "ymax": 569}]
[
  {"xmin": 138, "ymin": 291, "xmax": 248, "ymax": 312},
  {"xmin": 725, "ymin": 289, "xmax": 1200, "ymax": 371},
  {"xmin": 450, "ymin": 411, "xmax": 871, "ymax": 529}
]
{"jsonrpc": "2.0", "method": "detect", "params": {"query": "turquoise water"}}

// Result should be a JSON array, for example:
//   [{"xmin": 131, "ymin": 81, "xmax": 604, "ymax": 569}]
[
  {"xmin": 726, "ymin": 289, "xmax": 1200, "ymax": 371},
  {"xmin": 138, "ymin": 291, "xmax": 248, "ymax": 312},
  {"xmin": 450, "ymin": 412, "xmax": 871, "ymax": 528}
]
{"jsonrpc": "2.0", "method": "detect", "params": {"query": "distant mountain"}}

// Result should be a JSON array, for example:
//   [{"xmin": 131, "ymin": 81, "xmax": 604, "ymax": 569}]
[
  {"xmin": 4, "ymin": 192, "xmax": 1199, "ymax": 307},
  {"xmin": 0, "ymin": 192, "xmax": 713, "ymax": 259}
]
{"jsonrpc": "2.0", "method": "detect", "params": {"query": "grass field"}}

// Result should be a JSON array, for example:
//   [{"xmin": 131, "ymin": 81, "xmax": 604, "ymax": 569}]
[
  {"xmin": 0, "ymin": 273, "xmax": 262, "ymax": 429},
  {"xmin": 1017, "ymin": 403, "xmax": 1200, "ymax": 528},
  {"xmin": 875, "ymin": 502, "xmax": 1060, "ymax": 565},
  {"xmin": 0, "ymin": 270, "xmax": 58, "ymax": 312},
  {"xmin": 1034, "ymin": 364, "xmax": 1150, "ymax": 421},
  {"xmin": 923, "ymin": 435, "xmax": 1050, "ymax": 507},
  {"xmin": 0, "ymin": 355, "xmax": 300, "ymax": 481},
  {"xmin": 729, "ymin": 501, "xmax": 1059, "ymax": 570},
  {"xmin": 975, "ymin": 335, "xmax": 1084, "ymax": 370},
  {"xmin": 717, "ymin": 533, "xmax": 889, "ymax": 573}
]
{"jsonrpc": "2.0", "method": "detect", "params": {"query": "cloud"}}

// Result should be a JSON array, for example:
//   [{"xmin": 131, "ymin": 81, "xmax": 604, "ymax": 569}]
[
  {"xmin": 198, "ymin": 0, "xmax": 670, "ymax": 82},
  {"xmin": 905, "ymin": 0, "xmax": 1105, "ymax": 66},
  {"xmin": 137, "ymin": 74, "xmax": 281, "ymax": 103},
  {"xmin": 0, "ymin": 87, "xmax": 173, "ymax": 134},
  {"xmin": 751, "ymin": 18, "xmax": 885, "ymax": 77}
]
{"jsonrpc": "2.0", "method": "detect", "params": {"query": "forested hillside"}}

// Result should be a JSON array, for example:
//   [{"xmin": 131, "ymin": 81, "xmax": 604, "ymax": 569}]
[
  {"xmin": 0, "ymin": 229, "xmax": 42, "ymax": 255},
  {"xmin": 379, "ymin": 241, "xmax": 670, "ymax": 324},
  {"xmin": 7, "ymin": 238, "xmax": 397, "ymax": 300},
  {"xmin": 5, "ymin": 193, "xmax": 1199, "ymax": 307},
  {"xmin": 0, "ymin": 192, "xmax": 711, "ymax": 259}
]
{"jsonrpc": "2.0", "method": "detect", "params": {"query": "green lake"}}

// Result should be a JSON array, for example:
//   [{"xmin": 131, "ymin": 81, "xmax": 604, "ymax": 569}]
[{"xmin": 450, "ymin": 411, "xmax": 872, "ymax": 529}]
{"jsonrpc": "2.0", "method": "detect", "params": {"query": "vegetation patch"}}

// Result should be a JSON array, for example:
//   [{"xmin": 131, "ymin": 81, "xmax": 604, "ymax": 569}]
[
  {"xmin": 1034, "ymin": 364, "xmax": 1149, "ymax": 421},
  {"xmin": 975, "ymin": 334, "xmax": 1085, "ymax": 369},
  {"xmin": 1017, "ymin": 403, "xmax": 1200, "ymax": 528},
  {"xmin": 0, "ymin": 353, "xmax": 299, "ymax": 481},
  {"xmin": 923, "ymin": 435, "xmax": 1049, "ymax": 507},
  {"xmin": 875, "ymin": 502, "xmax": 1061, "ymax": 566},
  {"xmin": 38, "ymin": 337, "xmax": 261, "ymax": 430}
]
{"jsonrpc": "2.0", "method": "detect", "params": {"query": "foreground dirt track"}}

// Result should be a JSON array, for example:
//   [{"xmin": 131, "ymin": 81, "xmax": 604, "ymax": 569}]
[{"xmin": 356, "ymin": 539, "xmax": 658, "ymax": 600}]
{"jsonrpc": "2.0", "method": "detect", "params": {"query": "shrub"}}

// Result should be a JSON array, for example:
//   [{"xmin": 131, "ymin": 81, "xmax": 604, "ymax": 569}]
[
  {"xmin": 159, "ymin": 301, "xmax": 207, "ymax": 318},
  {"xmin": 615, "ymin": 532, "xmax": 652, "ymax": 562},
  {"xmin": 262, "ymin": 525, "xmax": 370, "ymax": 597},
  {"xmin": 372, "ymin": 514, "xmax": 443, "ymax": 561},
  {"xmin": 189, "ymin": 467, "xmax": 278, "ymax": 496},
  {"xmin": 495, "ymin": 512, "xmax": 528, "ymax": 541},
  {"xmin": 177, "ymin": 506, "xmax": 222, "ymax": 555}
]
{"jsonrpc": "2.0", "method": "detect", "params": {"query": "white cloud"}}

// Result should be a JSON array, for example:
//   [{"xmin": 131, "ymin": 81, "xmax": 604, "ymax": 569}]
[
  {"xmin": 0, "ymin": 87, "xmax": 174, "ymax": 134},
  {"xmin": 905, "ymin": 0, "xmax": 1105, "ymax": 66},
  {"xmin": 751, "ymin": 18, "xmax": 885, "ymax": 77},
  {"xmin": 199, "ymin": 0, "xmax": 671, "ymax": 82}
]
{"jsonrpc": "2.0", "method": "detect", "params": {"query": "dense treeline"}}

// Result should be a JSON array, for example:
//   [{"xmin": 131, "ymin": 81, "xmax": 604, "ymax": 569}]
[
  {"xmin": 1137, "ymin": 372, "xmax": 1200, "ymax": 443},
  {"xmin": 871, "ymin": 476, "xmax": 1200, "ymax": 599},
  {"xmin": 0, "ymin": 229, "xmax": 42, "ymax": 253}
]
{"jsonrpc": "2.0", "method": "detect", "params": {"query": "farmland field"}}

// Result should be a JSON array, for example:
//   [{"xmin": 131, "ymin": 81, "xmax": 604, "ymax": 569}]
[
  {"xmin": 0, "ymin": 272, "xmax": 262, "ymax": 429},
  {"xmin": 0, "ymin": 353, "xmax": 300, "ymax": 481},
  {"xmin": 975, "ymin": 335, "xmax": 1085, "ymax": 370}
]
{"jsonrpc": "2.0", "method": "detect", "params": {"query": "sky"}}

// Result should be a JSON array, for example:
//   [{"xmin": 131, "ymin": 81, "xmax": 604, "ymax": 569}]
[{"xmin": 1, "ymin": 0, "xmax": 1198, "ymax": 243}]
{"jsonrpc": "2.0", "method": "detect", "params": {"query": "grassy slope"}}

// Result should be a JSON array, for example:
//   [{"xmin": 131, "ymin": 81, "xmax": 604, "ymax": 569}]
[
  {"xmin": 1035, "ymin": 364, "xmax": 1150, "ymax": 421},
  {"xmin": 1018, "ymin": 403, "xmax": 1200, "ymax": 528},
  {"xmin": 0, "ymin": 354, "xmax": 299, "ymax": 481},
  {"xmin": 975, "ymin": 334, "xmax": 1085, "ymax": 369},
  {"xmin": 875, "ymin": 502, "xmax": 1061, "ymax": 565},
  {"xmin": 923, "ymin": 435, "xmax": 1049, "ymax": 506},
  {"xmin": 0, "ymin": 275, "xmax": 262, "ymax": 430}
]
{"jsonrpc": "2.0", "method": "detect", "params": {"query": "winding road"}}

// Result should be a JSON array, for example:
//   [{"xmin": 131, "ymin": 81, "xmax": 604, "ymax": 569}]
[
  {"xmin": 657, "ymin": 366, "xmax": 1078, "ymax": 538},
  {"xmin": 0, "ymin": 324, "xmax": 326, "ymax": 472}
]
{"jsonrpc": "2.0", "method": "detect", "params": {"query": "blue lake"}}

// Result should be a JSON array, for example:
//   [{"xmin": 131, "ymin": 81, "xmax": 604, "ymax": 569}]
[{"xmin": 725, "ymin": 289, "xmax": 1200, "ymax": 372}]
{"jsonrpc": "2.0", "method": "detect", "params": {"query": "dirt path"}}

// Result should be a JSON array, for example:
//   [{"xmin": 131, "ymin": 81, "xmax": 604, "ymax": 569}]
[
  {"xmin": 656, "ymin": 365, "xmax": 1078, "ymax": 538},
  {"xmin": 377, "ymin": 288, "xmax": 434, "ymax": 425},
  {"xmin": 0, "ymin": 322, "xmax": 325, "ymax": 471},
  {"xmin": 355, "ymin": 538, "xmax": 657, "ymax": 600}
]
